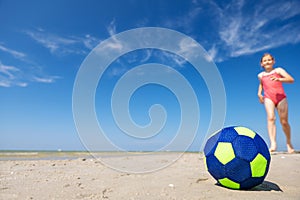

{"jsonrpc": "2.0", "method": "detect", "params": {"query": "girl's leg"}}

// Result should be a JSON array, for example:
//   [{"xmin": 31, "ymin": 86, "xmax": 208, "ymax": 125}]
[
  {"xmin": 264, "ymin": 98, "xmax": 277, "ymax": 152},
  {"xmin": 277, "ymin": 98, "xmax": 294, "ymax": 153}
]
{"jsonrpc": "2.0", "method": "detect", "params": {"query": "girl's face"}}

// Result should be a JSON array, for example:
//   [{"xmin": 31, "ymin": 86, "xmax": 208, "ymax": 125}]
[{"xmin": 261, "ymin": 55, "xmax": 275, "ymax": 70}]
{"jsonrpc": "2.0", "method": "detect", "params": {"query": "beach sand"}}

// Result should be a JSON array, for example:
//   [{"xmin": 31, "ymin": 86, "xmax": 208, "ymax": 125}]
[{"xmin": 0, "ymin": 152, "xmax": 299, "ymax": 200}]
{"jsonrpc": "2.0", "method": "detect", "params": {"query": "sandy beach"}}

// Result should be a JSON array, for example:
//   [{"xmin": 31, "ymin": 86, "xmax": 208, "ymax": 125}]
[{"xmin": 0, "ymin": 152, "xmax": 299, "ymax": 200}]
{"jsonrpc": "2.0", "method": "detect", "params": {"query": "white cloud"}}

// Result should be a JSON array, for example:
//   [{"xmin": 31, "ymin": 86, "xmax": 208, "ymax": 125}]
[
  {"xmin": 0, "ymin": 62, "xmax": 24, "ymax": 87},
  {"xmin": 0, "ymin": 41, "xmax": 62, "ymax": 87},
  {"xmin": 0, "ymin": 61, "xmax": 60, "ymax": 87},
  {"xmin": 33, "ymin": 76, "xmax": 60, "ymax": 83},
  {"xmin": 0, "ymin": 81, "xmax": 12, "ymax": 87},
  {"xmin": 93, "ymin": 20, "xmax": 124, "ymax": 59},
  {"xmin": 25, "ymin": 30, "xmax": 75, "ymax": 53},
  {"xmin": 211, "ymin": 0, "xmax": 300, "ymax": 61},
  {"xmin": 162, "ymin": 0, "xmax": 300, "ymax": 62},
  {"xmin": 0, "ymin": 64, "xmax": 20, "ymax": 79},
  {"xmin": 82, "ymin": 34, "xmax": 100, "ymax": 50},
  {"xmin": 24, "ymin": 28, "xmax": 100, "ymax": 55},
  {"xmin": 177, "ymin": 38, "xmax": 200, "ymax": 60},
  {"xmin": 0, "ymin": 28, "xmax": 100, "ymax": 87},
  {"xmin": 207, "ymin": 45, "xmax": 217, "ymax": 62},
  {"xmin": 105, "ymin": 20, "xmax": 124, "ymax": 51},
  {"xmin": 17, "ymin": 82, "xmax": 28, "ymax": 87},
  {"xmin": 0, "ymin": 44, "xmax": 26, "ymax": 59}
]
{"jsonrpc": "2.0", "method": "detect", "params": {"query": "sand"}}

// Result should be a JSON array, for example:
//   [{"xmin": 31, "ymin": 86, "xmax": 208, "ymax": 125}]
[{"xmin": 0, "ymin": 152, "xmax": 299, "ymax": 200}]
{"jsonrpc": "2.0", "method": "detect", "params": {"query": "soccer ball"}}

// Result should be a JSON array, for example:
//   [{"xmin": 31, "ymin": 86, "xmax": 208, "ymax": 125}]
[{"xmin": 203, "ymin": 126, "xmax": 271, "ymax": 190}]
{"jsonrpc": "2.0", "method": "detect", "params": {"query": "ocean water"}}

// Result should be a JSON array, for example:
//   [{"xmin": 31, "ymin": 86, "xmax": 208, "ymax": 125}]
[
  {"xmin": 0, "ymin": 151, "xmax": 199, "ymax": 161},
  {"xmin": 0, "ymin": 151, "xmax": 94, "ymax": 161}
]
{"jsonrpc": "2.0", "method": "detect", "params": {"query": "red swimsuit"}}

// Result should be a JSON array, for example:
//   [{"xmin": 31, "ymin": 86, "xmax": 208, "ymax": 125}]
[{"xmin": 261, "ymin": 71, "xmax": 286, "ymax": 106}]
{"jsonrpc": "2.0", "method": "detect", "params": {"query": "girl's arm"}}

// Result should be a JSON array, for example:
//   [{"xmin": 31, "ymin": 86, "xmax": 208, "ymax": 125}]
[
  {"xmin": 257, "ymin": 81, "xmax": 264, "ymax": 104},
  {"xmin": 273, "ymin": 67, "xmax": 294, "ymax": 83}
]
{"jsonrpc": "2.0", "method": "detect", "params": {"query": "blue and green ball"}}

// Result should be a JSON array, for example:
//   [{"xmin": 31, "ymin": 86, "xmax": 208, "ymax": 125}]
[{"xmin": 204, "ymin": 126, "xmax": 271, "ymax": 190}]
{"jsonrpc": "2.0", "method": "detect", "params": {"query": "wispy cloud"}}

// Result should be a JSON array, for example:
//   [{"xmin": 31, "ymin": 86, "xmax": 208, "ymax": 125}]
[
  {"xmin": 207, "ymin": 0, "xmax": 300, "ymax": 61},
  {"xmin": 104, "ymin": 20, "xmax": 211, "ymax": 77},
  {"xmin": 161, "ymin": 0, "xmax": 300, "ymax": 62},
  {"xmin": 0, "ymin": 44, "xmax": 26, "ymax": 59},
  {"xmin": 1, "ymin": 25, "xmax": 105, "ymax": 87},
  {"xmin": 0, "ymin": 41, "xmax": 62, "ymax": 87},
  {"xmin": 0, "ymin": 62, "xmax": 26, "ymax": 87},
  {"xmin": 81, "ymin": 34, "xmax": 100, "ymax": 50},
  {"xmin": 104, "ymin": 20, "xmax": 124, "ymax": 51},
  {"xmin": 0, "ymin": 29, "xmax": 100, "ymax": 87},
  {"xmin": 0, "ymin": 61, "xmax": 60, "ymax": 87},
  {"xmin": 0, "ymin": 28, "xmax": 99, "ymax": 87},
  {"xmin": 0, "ymin": 64, "xmax": 20, "ymax": 79},
  {"xmin": 24, "ymin": 28, "xmax": 100, "ymax": 55},
  {"xmin": 32, "ymin": 76, "xmax": 60, "ymax": 83}
]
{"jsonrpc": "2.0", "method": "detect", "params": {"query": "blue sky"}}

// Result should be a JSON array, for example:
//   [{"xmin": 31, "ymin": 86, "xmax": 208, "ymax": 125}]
[{"xmin": 0, "ymin": 0, "xmax": 299, "ymax": 152}]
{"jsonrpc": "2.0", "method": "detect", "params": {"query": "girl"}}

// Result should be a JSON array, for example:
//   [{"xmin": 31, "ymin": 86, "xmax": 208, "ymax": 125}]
[{"xmin": 257, "ymin": 53, "xmax": 295, "ymax": 153}]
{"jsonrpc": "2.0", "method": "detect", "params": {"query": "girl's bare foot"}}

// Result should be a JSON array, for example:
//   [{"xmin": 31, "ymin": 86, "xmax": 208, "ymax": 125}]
[
  {"xmin": 269, "ymin": 143, "xmax": 277, "ymax": 152},
  {"xmin": 287, "ymin": 144, "xmax": 295, "ymax": 154}
]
